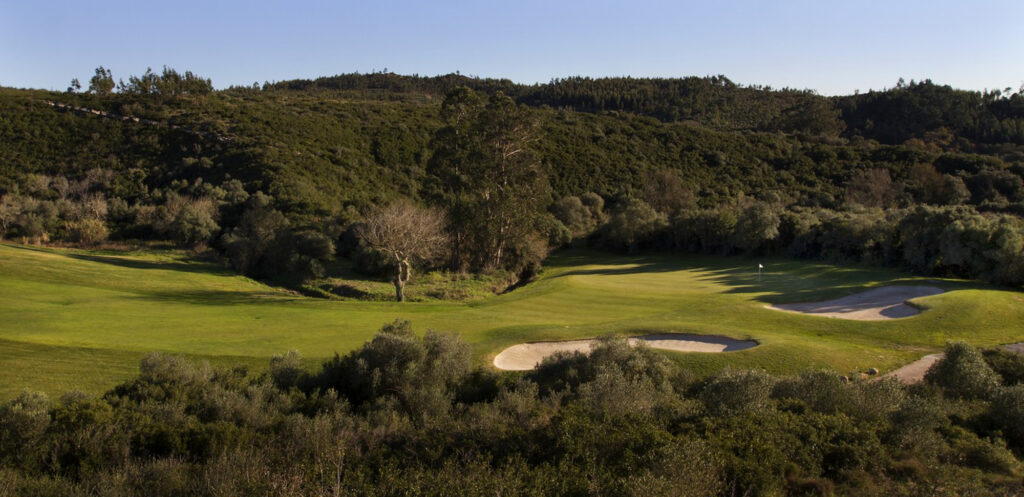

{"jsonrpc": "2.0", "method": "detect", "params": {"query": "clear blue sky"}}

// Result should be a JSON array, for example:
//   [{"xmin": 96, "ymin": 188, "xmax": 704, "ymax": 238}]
[{"xmin": 2, "ymin": 0, "xmax": 1022, "ymax": 96}]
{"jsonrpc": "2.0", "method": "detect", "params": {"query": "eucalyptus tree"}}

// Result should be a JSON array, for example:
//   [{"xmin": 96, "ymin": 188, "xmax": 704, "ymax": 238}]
[{"xmin": 427, "ymin": 87, "xmax": 550, "ymax": 271}]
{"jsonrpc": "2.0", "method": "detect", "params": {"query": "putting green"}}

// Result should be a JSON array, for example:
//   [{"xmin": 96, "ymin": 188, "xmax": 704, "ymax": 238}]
[{"xmin": 2, "ymin": 242, "xmax": 1023, "ymax": 399}]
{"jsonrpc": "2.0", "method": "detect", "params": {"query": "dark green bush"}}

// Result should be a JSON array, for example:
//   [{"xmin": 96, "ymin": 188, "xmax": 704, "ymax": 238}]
[
  {"xmin": 700, "ymin": 368, "xmax": 776, "ymax": 416},
  {"xmin": 0, "ymin": 322, "xmax": 1023, "ymax": 495},
  {"xmin": 984, "ymin": 348, "xmax": 1024, "ymax": 386},
  {"xmin": 987, "ymin": 384, "xmax": 1024, "ymax": 453},
  {"xmin": 925, "ymin": 342, "xmax": 1001, "ymax": 399}
]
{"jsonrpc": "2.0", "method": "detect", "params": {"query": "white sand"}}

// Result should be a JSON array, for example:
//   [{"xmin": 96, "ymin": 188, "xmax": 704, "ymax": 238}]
[
  {"xmin": 767, "ymin": 286, "xmax": 945, "ymax": 320},
  {"xmin": 493, "ymin": 334, "xmax": 759, "ymax": 371}
]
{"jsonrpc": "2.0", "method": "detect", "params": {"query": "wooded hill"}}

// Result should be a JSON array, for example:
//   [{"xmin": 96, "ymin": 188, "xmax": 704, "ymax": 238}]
[
  {"xmin": 3, "ymin": 72, "xmax": 1023, "ymax": 220},
  {"xmin": 3, "ymin": 71, "xmax": 1024, "ymax": 289}
]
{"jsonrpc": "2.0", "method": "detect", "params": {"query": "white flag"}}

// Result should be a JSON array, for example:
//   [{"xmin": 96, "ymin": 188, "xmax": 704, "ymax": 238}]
[{"xmin": 758, "ymin": 264, "xmax": 763, "ymax": 269}]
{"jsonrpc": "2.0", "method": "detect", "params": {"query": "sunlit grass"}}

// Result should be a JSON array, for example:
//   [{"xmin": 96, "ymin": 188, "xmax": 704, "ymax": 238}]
[{"xmin": 1, "ymin": 242, "xmax": 1022, "ymax": 398}]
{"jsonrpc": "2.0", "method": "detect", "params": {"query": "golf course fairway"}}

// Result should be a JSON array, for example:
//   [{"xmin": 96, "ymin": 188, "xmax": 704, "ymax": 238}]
[{"xmin": 2, "ymin": 242, "xmax": 1023, "ymax": 399}]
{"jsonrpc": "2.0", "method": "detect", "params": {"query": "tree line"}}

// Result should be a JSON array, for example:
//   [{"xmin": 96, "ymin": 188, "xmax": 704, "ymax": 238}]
[
  {"xmin": 548, "ymin": 164, "xmax": 1024, "ymax": 286},
  {"xmin": 70, "ymin": 66, "xmax": 213, "ymax": 98},
  {"xmin": 268, "ymin": 72, "xmax": 1024, "ymax": 144}
]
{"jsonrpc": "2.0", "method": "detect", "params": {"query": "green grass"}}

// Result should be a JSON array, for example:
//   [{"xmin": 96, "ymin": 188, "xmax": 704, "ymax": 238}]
[{"xmin": 2, "ymin": 242, "xmax": 1023, "ymax": 399}]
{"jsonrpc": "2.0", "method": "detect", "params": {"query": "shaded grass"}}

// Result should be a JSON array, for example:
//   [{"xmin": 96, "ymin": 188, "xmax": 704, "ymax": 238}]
[
  {"xmin": 311, "ymin": 257, "xmax": 516, "ymax": 302},
  {"xmin": 0, "ymin": 338, "xmax": 270, "ymax": 399},
  {"xmin": 1, "ymin": 243, "xmax": 1023, "ymax": 399}
]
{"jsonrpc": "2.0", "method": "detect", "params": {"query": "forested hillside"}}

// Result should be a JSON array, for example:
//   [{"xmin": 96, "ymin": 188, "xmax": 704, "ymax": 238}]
[{"xmin": 2, "ymin": 70, "xmax": 1024, "ymax": 291}]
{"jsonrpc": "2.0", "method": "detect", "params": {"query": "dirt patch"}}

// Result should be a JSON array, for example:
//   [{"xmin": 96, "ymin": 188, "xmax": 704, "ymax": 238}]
[
  {"xmin": 493, "ymin": 334, "xmax": 759, "ymax": 371},
  {"xmin": 885, "ymin": 342, "xmax": 1024, "ymax": 384},
  {"xmin": 767, "ymin": 286, "xmax": 945, "ymax": 321},
  {"xmin": 884, "ymin": 354, "xmax": 944, "ymax": 384}
]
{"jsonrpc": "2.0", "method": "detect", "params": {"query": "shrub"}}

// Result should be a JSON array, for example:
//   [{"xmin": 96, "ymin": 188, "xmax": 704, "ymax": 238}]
[
  {"xmin": 987, "ymin": 385, "xmax": 1024, "ymax": 453},
  {"xmin": 700, "ymin": 369, "xmax": 776, "ymax": 416},
  {"xmin": 225, "ymin": 208, "xmax": 334, "ymax": 284},
  {"xmin": 600, "ymin": 196, "xmax": 667, "ymax": 253},
  {"xmin": 624, "ymin": 440, "xmax": 724, "ymax": 497},
  {"xmin": 731, "ymin": 201, "xmax": 780, "ymax": 252},
  {"xmin": 156, "ymin": 194, "xmax": 219, "ymax": 247},
  {"xmin": 311, "ymin": 320, "xmax": 471, "ymax": 421},
  {"xmin": 550, "ymin": 196, "xmax": 593, "ymax": 237},
  {"xmin": 773, "ymin": 370, "xmax": 847, "ymax": 414},
  {"xmin": 528, "ymin": 337, "xmax": 686, "ymax": 397},
  {"xmin": 124, "ymin": 457, "xmax": 190, "ymax": 497},
  {"xmin": 924, "ymin": 342, "xmax": 1001, "ymax": 399},
  {"xmin": 66, "ymin": 218, "xmax": 109, "ymax": 245},
  {"xmin": 671, "ymin": 208, "xmax": 737, "ymax": 253},
  {"xmin": 983, "ymin": 348, "xmax": 1024, "ymax": 386},
  {"xmin": 849, "ymin": 376, "xmax": 907, "ymax": 423},
  {"xmin": 537, "ymin": 213, "xmax": 571, "ymax": 248},
  {"xmin": 169, "ymin": 200, "xmax": 219, "ymax": 246},
  {"xmin": 269, "ymin": 350, "xmax": 305, "ymax": 390},
  {"xmin": 576, "ymin": 365, "xmax": 663, "ymax": 419},
  {"xmin": 946, "ymin": 426, "xmax": 1020, "ymax": 476},
  {"xmin": 772, "ymin": 369, "xmax": 906, "ymax": 423},
  {"xmin": 0, "ymin": 391, "xmax": 50, "ymax": 461}
]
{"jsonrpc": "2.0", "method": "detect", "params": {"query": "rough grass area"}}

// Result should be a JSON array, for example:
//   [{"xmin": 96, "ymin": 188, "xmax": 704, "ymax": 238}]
[{"xmin": 1, "ymin": 242, "xmax": 1023, "ymax": 399}]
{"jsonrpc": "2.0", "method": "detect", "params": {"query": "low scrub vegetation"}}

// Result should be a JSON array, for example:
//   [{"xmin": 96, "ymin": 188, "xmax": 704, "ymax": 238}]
[{"xmin": 1, "ymin": 327, "xmax": 1022, "ymax": 496}]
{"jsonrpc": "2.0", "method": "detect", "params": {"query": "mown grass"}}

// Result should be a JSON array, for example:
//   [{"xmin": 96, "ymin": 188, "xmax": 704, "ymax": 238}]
[{"xmin": 1, "ymin": 242, "xmax": 1022, "ymax": 399}]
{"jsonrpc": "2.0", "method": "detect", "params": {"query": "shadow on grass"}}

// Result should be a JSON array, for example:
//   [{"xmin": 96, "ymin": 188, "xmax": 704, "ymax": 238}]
[
  {"xmin": 5, "ymin": 243, "xmax": 238, "ymax": 277},
  {"xmin": 64, "ymin": 252, "xmax": 238, "ymax": 277},
  {"xmin": 128, "ymin": 289, "xmax": 296, "ymax": 306},
  {"xmin": 549, "ymin": 249, "xmax": 976, "ymax": 305},
  {"xmin": 695, "ymin": 262, "xmax": 971, "ymax": 305},
  {"xmin": 555, "ymin": 253, "xmax": 713, "ymax": 277}
]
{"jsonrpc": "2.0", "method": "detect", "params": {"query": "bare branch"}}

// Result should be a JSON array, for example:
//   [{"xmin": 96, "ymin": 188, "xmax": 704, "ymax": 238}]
[{"xmin": 358, "ymin": 200, "xmax": 450, "ymax": 301}]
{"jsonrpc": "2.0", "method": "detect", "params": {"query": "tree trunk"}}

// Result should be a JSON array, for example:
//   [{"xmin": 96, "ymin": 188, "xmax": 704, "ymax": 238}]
[
  {"xmin": 450, "ymin": 231, "xmax": 465, "ymax": 271},
  {"xmin": 393, "ymin": 259, "xmax": 411, "ymax": 302}
]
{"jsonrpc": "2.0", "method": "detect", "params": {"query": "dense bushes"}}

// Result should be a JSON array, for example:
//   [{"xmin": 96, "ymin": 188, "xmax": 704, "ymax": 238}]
[
  {"xmin": 221, "ymin": 193, "xmax": 334, "ymax": 283},
  {"xmin": 587, "ymin": 197, "xmax": 1024, "ymax": 286},
  {"xmin": 308, "ymin": 319, "xmax": 472, "ymax": 420},
  {"xmin": 1, "ymin": 333, "xmax": 1023, "ymax": 496}
]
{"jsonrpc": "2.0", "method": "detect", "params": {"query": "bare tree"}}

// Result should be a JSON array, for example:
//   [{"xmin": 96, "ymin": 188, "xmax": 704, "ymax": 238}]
[{"xmin": 359, "ymin": 200, "xmax": 449, "ymax": 302}]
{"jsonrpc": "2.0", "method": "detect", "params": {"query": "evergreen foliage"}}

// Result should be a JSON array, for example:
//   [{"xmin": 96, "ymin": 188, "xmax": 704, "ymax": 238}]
[
  {"xmin": 1, "ymin": 332, "xmax": 1022, "ymax": 496},
  {"xmin": 3, "ymin": 70, "xmax": 1024, "ymax": 290}
]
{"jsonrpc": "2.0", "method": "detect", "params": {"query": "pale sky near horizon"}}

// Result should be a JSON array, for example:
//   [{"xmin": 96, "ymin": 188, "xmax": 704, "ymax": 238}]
[{"xmin": 1, "ymin": 0, "xmax": 1022, "ymax": 96}]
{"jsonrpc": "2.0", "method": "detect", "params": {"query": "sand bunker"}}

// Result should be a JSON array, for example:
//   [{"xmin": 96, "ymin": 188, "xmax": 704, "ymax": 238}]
[
  {"xmin": 493, "ymin": 334, "xmax": 759, "ymax": 371},
  {"xmin": 767, "ymin": 286, "xmax": 945, "ymax": 321}
]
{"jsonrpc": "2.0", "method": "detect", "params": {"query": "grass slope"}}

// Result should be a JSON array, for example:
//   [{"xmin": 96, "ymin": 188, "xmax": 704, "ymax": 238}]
[{"xmin": 2, "ymin": 242, "xmax": 1023, "ymax": 399}]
